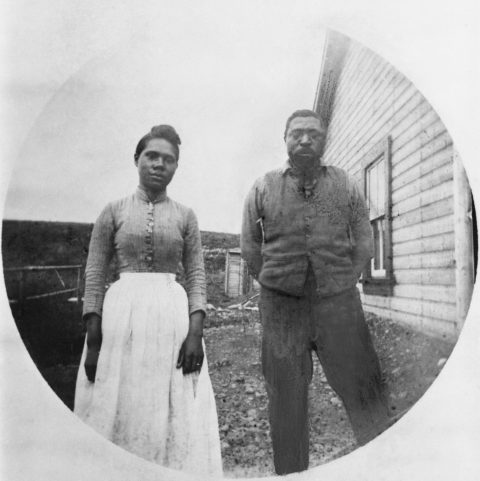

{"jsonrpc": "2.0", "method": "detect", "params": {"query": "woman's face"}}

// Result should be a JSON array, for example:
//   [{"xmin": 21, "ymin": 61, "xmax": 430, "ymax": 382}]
[{"xmin": 135, "ymin": 138, "xmax": 178, "ymax": 193}]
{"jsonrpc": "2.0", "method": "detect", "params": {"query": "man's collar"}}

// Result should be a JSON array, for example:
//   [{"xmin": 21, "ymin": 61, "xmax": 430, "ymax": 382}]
[
  {"xmin": 136, "ymin": 185, "xmax": 167, "ymax": 204},
  {"xmin": 281, "ymin": 160, "xmax": 292, "ymax": 176},
  {"xmin": 282, "ymin": 158, "xmax": 324, "ymax": 176}
]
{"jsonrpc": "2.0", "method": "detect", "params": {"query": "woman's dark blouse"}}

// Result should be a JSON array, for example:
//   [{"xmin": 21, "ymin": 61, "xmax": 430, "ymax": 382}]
[{"xmin": 83, "ymin": 186, "xmax": 206, "ymax": 318}]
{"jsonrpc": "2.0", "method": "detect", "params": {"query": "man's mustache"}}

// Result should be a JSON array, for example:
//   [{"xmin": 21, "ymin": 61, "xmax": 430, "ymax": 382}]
[{"xmin": 295, "ymin": 148, "xmax": 316, "ymax": 157}]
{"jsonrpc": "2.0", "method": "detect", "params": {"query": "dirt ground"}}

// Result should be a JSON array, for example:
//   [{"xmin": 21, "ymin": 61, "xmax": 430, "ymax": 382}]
[{"xmin": 41, "ymin": 309, "xmax": 454, "ymax": 478}]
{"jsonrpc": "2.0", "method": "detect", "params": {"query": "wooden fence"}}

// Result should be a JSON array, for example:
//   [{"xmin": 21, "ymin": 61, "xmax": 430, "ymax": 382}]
[{"xmin": 4, "ymin": 265, "xmax": 83, "ymax": 315}]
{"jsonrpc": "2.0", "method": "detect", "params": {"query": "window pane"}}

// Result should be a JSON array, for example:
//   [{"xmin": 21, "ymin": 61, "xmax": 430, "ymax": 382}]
[
  {"xmin": 377, "ymin": 159, "xmax": 385, "ymax": 215},
  {"xmin": 367, "ymin": 157, "xmax": 385, "ymax": 219},
  {"xmin": 372, "ymin": 217, "xmax": 385, "ymax": 271}
]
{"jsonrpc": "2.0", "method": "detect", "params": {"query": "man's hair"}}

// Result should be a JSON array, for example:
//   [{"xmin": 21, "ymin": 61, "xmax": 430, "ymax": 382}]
[
  {"xmin": 134, "ymin": 125, "xmax": 182, "ymax": 161},
  {"xmin": 284, "ymin": 109, "xmax": 325, "ymax": 140}
]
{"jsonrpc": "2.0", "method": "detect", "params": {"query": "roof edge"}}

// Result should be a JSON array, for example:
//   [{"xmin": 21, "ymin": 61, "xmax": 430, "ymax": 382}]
[{"xmin": 313, "ymin": 30, "xmax": 351, "ymax": 127}]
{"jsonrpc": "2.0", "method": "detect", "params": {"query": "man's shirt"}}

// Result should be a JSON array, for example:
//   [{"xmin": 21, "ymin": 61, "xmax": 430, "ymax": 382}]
[{"xmin": 241, "ymin": 161, "xmax": 373, "ymax": 297}]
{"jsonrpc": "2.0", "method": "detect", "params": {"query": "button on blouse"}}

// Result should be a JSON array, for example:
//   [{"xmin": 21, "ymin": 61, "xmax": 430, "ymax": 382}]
[{"xmin": 83, "ymin": 186, "xmax": 207, "ymax": 318}]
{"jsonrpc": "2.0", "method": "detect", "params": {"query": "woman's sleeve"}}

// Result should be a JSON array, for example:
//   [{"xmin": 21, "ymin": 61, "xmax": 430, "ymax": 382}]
[
  {"xmin": 82, "ymin": 203, "xmax": 115, "ymax": 318},
  {"xmin": 182, "ymin": 208, "xmax": 207, "ymax": 316}
]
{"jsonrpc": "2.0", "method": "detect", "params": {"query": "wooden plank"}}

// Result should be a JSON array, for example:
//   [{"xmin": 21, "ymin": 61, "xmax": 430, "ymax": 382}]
[
  {"xmin": 363, "ymin": 295, "xmax": 456, "ymax": 322},
  {"xmin": 391, "ymin": 130, "xmax": 451, "ymax": 175},
  {"xmin": 392, "ymin": 284, "xmax": 456, "ymax": 302},
  {"xmin": 330, "ymin": 47, "xmax": 379, "ymax": 118},
  {"xmin": 391, "ymin": 195, "xmax": 454, "ymax": 230},
  {"xmin": 337, "ymin": 44, "xmax": 379, "ymax": 89},
  {"xmin": 334, "ymin": 86, "xmax": 421, "ymax": 174},
  {"xmin": 393, "ymin": 214, "xmax": 454, "ymax": 244},
  {"xmin": 330, "ymin": 51, "xmax": 392, "ymax": 132},
  {"xmin": 393, "ymin": 268, "xmax": 455, "ymax": 286},
  {"xmin": 335, "ymin": 90, "xmax": 399, "ymax": 170},
  {"xmin": 453, "ymin": 151, "xmax": 475, "ymax": 333},
  {"xmin": 392, "ymin": 179, "xmax": 453, "ymax": 217},
  {"xmin": 331, "ymin": 58, "xmax": 406, "ymax": 141},
  {"xmin": 25, "ymin": 288, "xmax": 78, "ymax": 301},
  {"xmin": 391, "ymin": 131, "xmax": 452, "ymax": 191},
  {"xmin": 391, "ymin": 162, "xmax": 453, "ymax": 205},
  {"xmin": 362, "ymin": 304, "xmax": 457, "ymax": 340},
  {"xmin": 4, "ymin": 264, "xmax": 83, "ymax": 272},
  {"xmin": 327, "ymin": 71, "xmax": 409, "ymax": 168},
  {"xmin": 392, "ymin": 108, "xmax": 443, "ymax": 149},
  {"xmin": 392, "ymin": 231, "xmax": 455, "ymax": 256},
  {"xmin": 389, "ymin": 97, "xmax": 431, "ymax": 140},
  {"xmin": 331, "ymin": 46, "xmax": 371, "ymax": 105},
  {"xmin": 391, "ymin": 126, "xmax": 451, "ymax": 181},
  {"xmin": 392, "ymin": 147, "xmax": 453, "ymax": 192},
  {"xmin": 393, "ymin": 251, "xmax": 454, "ymax": 269}
]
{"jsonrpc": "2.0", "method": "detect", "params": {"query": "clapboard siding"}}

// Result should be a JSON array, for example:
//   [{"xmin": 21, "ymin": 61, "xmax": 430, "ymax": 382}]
[
  {"xmin": 393, "ymin": 213, "xmax": 453, "ymax": 244},
  {"xmin": 394, "ymin": 251, "xmax": 454, "ymax": 270},
  {"xmin": 362, "ymin": 295, "xmax": 456, "ymax": 322},
  {"xmin": 392, "ymin": 196, "xmax": 453, "ymax": 230},
  {"xmin": 321, "ymin": 41, "xmax": 457, "ymax": 338},
  {"xmin": 392, "ymin": 284, "xmax": 456, "ymax": 302},
  {"xmin": 391, "ymin": 162, "xmax": 453, "ymax": 205},
  {"xmin": 392, "ymin": 179, "xmax": 453, "ymax": 217},
  {"xmin": 391, "ymin": 145, "xmax": 453, "ymax": 193},
  {"xmin": 392, "ymin": 231, "xmax": 455, "ymax": 256},
  {"xmin": 391, "ymin": 267, "xmax": 454, "ymax": 286},
  {"xmin": 361, "ymin": 303, "xmax": 456, "ymax": 338}
]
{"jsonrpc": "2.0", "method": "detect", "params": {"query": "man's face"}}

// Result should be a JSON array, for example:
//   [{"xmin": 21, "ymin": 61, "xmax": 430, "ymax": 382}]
[{"xmin": 285, "ymin": 116, "xmax": 326, "ymax": 168}]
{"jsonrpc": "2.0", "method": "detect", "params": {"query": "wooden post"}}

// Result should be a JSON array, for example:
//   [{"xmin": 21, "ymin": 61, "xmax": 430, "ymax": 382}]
[
  {"xmin": 76, "ymin": 267, "xmax": 82, "ymax": 304},
  {"xmin": 18, "ymin": 270, "xmax": 26, "ymax": 318},
  {"xmin": 224, "ymin": 251, "xmax": 230, "ymax": 295},
  {"xmin": 453, "ymin": 150, "xmax": 475, "ymax": 334}
]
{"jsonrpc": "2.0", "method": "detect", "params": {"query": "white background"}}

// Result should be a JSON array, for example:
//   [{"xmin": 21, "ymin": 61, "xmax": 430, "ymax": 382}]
[
  {"xmin": 1, "ymin": 0, "xmax": 326, "ymax": 233},
  {"xmin": 1, "ymin": 1, "xmax": 480, "ymax": 480}
]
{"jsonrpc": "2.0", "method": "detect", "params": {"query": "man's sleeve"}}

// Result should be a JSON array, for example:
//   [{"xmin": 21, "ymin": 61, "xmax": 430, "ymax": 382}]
[
  {"xmin": 240, "ymin": 179, "xmax": 264, "ymax": 279},
  {"xmin": 348, "ymin": 175, "xmax": 374, "ymax": 279}
]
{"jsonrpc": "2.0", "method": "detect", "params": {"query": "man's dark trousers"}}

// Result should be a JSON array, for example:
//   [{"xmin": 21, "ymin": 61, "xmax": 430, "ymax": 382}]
[{"xmin": 259, "ymin": 271, "xmax": 390, "ymax": 475}]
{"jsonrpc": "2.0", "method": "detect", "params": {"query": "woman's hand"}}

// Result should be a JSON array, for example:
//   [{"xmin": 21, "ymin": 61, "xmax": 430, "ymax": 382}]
[
  {"xmin": 177, "ymin": 310, "xmax": 205, "ymax": 374},
  {"xmin": 84, "ymin": 313, "xmax": 102, "ymax": 382},
  {"xmin": 177, "ymin": 332, "xmax": 204, "ymax": 374}
]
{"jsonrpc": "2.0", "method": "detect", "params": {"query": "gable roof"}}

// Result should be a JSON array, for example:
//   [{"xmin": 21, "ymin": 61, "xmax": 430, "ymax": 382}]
[{"xmin": 313, "ymin": 30, "xmax": 350, "ymax": 127}]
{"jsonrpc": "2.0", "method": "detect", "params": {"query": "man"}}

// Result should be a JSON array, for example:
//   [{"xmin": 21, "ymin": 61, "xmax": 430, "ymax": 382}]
[{"xmin": 241, "ymin": 109, "xmax": 391, "ymax": 475}]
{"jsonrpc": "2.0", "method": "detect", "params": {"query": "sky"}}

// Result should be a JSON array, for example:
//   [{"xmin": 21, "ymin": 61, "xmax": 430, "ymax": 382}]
[{"xmin": 1, "ymin": 1, "xmax": 327, "ymax": 233}]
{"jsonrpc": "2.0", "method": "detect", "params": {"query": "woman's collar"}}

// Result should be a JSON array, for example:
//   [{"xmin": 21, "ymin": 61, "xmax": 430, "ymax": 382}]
[{"xmin": 136, "ymin": 185, "xmax": 167, "ymax": 204}]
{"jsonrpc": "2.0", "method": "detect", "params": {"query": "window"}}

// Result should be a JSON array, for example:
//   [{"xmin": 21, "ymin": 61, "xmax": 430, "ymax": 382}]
[
  {"xmin": 360, "ymin": 136, "xmax": 394, "ymax": 296},
  {"xmin": 366, "ymin": 157, "xmax": 386, "ymax": 277}
]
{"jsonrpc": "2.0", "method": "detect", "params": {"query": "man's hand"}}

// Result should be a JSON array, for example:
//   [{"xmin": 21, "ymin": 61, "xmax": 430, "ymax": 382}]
[
  {"xmin": 177, "ymin": 332, "xmax": 204, "ymax": 374},
  {"xmin": 84, "ymin": 313, "xmax": 102, "ymax": 382}
]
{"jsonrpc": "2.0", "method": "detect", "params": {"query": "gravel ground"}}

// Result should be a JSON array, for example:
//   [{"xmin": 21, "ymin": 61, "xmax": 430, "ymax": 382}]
[
  {"xmin": 203, "ymin": 310, "xmax": 454, "ymax": 477},
  {"xmin": 41, "ymin": 310, "xmax": 454, "ymax": 478}
]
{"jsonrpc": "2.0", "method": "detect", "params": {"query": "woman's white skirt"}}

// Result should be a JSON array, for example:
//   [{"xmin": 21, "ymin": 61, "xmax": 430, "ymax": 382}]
[{"xmin": 74, "ymin": 273, "xmax": 222, "ymax": 476}]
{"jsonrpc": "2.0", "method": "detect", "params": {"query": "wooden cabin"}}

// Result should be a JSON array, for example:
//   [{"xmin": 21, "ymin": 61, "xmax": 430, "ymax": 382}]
[
  {"xmin": 224, "ymin": 248, "xmax": 251, "ymax": 298},
  {"xmin": 313, "ymin": 30, "xmax": 476, "ymax": 340}
]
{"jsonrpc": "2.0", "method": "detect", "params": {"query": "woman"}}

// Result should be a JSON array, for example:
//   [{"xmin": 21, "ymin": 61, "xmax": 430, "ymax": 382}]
[{"xmin": 74, "ymin": 125, "xmax": 222, "ymax": 476}]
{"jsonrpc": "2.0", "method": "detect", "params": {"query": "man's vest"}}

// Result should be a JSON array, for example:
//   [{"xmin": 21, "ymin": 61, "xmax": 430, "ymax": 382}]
[{"xmin": 258, "ymin": 166, "xmax": 362, "ymax": 297}]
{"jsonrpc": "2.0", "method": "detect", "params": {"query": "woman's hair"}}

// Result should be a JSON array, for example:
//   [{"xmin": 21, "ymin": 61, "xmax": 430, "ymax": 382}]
[{"xmin": 134, "ymin": 125, "xmax": 182, "ymax": 161}]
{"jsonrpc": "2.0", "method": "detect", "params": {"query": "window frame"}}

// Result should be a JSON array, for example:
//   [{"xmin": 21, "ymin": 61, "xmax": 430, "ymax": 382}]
[{"xmin": 360, "ymin": 135, "xmax": 395, "ymax": 296}]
